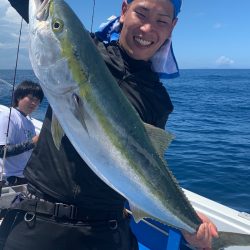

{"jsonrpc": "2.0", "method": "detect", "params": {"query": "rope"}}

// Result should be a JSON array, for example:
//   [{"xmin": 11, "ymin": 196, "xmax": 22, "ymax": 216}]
[{"xmin": 0, "ymin": 18, "xmax": 23, "ymax": 195}]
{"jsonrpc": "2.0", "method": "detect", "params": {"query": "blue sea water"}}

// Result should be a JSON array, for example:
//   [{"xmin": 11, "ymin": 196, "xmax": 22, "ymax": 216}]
[{"xmin": 0, "ymin": 69, "xmax": 249, "ymax": 213}]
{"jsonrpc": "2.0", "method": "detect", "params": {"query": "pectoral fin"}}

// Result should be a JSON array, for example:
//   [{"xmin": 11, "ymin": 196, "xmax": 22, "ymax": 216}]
[
  {"xmin": 72, "ymin": 93, "xmax": 89, "ymax": 135},
  {"xmin": 51, "ymin": 113, "xmax": 65, "ymax": 150}
]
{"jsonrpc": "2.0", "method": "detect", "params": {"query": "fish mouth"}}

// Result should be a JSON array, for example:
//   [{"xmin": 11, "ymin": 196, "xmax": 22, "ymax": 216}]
[{"xmin": 32, "ymin": 0, "xmax": 51, "ymax": 21}]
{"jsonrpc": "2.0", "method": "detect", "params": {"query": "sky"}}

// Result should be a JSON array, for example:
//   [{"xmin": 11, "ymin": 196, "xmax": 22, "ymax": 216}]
[{"xmin": 0, "ymin": 0, "xmax": 249, "ymax": 70}]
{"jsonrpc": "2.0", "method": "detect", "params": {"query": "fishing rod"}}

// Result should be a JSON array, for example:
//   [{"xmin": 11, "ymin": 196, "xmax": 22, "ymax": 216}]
[
  {"xmin": 90, "ymin": 0, "xmax": 96, "ymax": 33},
  {"xmin": 0, "ymin": 79, "xmax": 13, "ymax": 89},
  {"xmin": 0, "ymin": 18, "xmax": 23, "ymax": 197}
]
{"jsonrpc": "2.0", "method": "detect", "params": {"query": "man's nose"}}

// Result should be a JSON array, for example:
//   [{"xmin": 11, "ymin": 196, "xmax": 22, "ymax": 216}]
[{"xmin": 140, "ymin": 23, "xmax": 154, "ymax": 32}]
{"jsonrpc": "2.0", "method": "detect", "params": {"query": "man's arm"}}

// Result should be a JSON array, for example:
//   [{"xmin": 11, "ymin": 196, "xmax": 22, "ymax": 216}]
[
  {"xmin": 8, "ymin": 0, "xmax": 29, "ymax": 23},
  {"xmin": 0, "ymin": 141, "xmax": 35, "ymax": 158}
]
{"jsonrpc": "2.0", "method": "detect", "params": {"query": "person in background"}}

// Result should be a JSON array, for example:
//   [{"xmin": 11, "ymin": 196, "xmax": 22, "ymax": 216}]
[
  {"xmin": 0, "ymin": 80, "xmax": 44, "ymax": 186},
  {"xmin": 1, "ymin": 0, "xmax": 218, "ymax": 250}
]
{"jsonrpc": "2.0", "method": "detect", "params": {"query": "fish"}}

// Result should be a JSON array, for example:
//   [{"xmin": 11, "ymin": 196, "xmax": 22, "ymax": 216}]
[{"xmin": 28, "ymin": 0, "xmax": 250, "ymax": 249}]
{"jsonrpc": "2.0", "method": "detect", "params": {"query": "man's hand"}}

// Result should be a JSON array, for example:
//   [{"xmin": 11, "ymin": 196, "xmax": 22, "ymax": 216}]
[
  {"xmin": 32, "ymin": 134, "xmax": 39, "ymax": 145},
  {"xmin": 181, "ymin": 212, "xmax": 219, "ymax": 249}
]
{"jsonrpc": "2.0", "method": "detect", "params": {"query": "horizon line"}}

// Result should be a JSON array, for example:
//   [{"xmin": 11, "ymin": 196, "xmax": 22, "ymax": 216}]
[{"xmin": 0, "ymin": 68, "xmax": 250, "ymax": 71}]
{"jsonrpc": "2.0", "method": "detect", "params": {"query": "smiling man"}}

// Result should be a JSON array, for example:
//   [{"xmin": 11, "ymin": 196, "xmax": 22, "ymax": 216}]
[{"xmin": 119, "ymin": 0, "xmax": 178, "ymax": 61}]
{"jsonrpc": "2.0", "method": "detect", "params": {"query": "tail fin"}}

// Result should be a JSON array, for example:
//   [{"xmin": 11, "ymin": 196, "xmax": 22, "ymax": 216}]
[{"xmin": 212, "ymin": 231, "xmax": 250, "ymax": 249}]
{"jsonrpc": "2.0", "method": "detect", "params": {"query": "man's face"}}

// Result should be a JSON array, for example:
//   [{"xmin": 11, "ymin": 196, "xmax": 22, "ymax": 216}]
[
  {"xmin": 119, "ymin": 0, "xmax": 177, "ymax": 61},
  {"xmin": 18, "ymin": 94, "xmax": 40, "ymax": 115}
]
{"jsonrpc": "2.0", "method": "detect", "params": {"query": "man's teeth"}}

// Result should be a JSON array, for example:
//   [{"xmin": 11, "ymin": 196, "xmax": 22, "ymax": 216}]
[{"xmin": 135, "ymin": 37, "xmax": 152, "ymax": 46}]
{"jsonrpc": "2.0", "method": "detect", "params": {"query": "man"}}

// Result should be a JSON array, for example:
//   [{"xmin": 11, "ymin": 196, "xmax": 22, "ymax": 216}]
[
  {"xmin": 1, "ymin": 1, "xmax": 218, "ymax": 250},
  {"xmin": 0, "ymin": 80, "xmax": 44, "ymax": 186}
]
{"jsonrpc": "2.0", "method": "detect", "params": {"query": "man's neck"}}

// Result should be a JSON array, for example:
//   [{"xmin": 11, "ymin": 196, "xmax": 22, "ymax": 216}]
[{"xmin": 14, "ymin": 107, "xmax": 27, "ymax": 117}]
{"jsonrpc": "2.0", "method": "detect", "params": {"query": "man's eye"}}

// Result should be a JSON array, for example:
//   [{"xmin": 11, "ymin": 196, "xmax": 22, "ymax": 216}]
[
  {"xmin": 135, "ymin": 11, "xmax": 145, "ymax": 18},
  {"xmin": 158, "ymin": 20, "xmax": 166, "ymax": 24},
  {"xmin": 157, "ymin": 20, "xmax": 171, "ymax": 26}
]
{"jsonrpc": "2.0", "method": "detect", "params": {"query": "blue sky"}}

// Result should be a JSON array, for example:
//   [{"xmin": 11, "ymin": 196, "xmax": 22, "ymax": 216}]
[{"xmin": 0, "ymin": 0, "xmax": 249, "ymax": 69}]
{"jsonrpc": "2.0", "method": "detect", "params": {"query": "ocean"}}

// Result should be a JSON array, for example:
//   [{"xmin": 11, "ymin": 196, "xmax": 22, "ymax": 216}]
[{"xmin": 0, "ymin": 69, "xmax": 249, "ymax": 213}]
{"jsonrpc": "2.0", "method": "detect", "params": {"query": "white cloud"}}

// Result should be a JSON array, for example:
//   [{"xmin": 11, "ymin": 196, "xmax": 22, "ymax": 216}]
[
  {"xmin": 10, "ymin": 32, "xmax": 20, "ymax": 38},
  {"xmin": 3, "ymin": 6, "xmax": 22, "ymax": 24},
  {"xmin": 0, "ymin": 42, "xmax": 19, "ymax": 49},
  {"xmin": 0, "ymin": 2, "xmax": 29, "ymax": 50},
  {"xmin": 10, "ymin": 32, "xmax": 29, "ymax": 40},
  {"xmin": 0, "ymin": 24, "xmax": 10, "ymax": 28},
  {"xmin": 215, "ymin": 56, "xmax": 234, "ymax": 66},
  {"xmin": 214, "ymin": 22, "xmax": 222, "ymax": 29},
  {"xmin": 0, "ymin": 0, "xmax": 9, "ymax": 8}
]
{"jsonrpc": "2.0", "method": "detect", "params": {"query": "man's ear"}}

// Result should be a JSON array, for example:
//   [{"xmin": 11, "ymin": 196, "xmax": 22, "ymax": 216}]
[
  {"xmin": 172, "ymin": 18, "xmax": 178, "ymax": 29},
  {"xmin": 169, "ymin": 18, "xmax": 178, "ymax": 36},
  {"xmin": 120, "ymin": 1, "xmax": 128, "ymax": 24}
]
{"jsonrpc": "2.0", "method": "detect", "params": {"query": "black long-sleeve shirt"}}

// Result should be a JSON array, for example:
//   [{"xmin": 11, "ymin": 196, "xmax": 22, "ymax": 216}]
[
  {"xmin": 0, "ymin": 141, "xmax": 35, "ymax": 158},
  {"xmin": 24, "ymin": 36, "xmax": 173, "ymax": 211}
]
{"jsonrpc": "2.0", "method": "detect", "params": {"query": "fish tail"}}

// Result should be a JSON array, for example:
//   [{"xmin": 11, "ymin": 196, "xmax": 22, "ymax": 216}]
[{"xmin": 212, "ymin": 231, "xmax": 250, "ymax": 249}]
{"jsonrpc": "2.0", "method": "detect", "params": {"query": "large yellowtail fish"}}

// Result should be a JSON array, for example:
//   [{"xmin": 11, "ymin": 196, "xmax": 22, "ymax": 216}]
[{"xmin": 29, "ymin": 0, "xmax": 250, "ymax": 248}]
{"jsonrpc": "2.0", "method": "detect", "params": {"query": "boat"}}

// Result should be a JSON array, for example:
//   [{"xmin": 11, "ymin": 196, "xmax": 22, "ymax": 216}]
[{"xmin": 1, "ymin": 104, "xmax": 250, "ymax": 250}]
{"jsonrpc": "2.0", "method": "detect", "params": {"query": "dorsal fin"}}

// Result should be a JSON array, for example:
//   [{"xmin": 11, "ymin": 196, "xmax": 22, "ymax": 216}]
[{"xmin": 144, "ymin": 122, "xmax": 174, "ymax": 162}]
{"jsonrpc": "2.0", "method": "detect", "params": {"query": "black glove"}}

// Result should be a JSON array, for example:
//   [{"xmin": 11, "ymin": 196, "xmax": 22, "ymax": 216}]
[{"xmin": 8, "ymin": 0, "xmax": 29, "ymax": 23}]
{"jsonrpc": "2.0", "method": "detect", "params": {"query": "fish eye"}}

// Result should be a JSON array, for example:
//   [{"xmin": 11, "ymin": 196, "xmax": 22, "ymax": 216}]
[{"xmin": 52, "ymin": 19, "xmax": 64, "ymax": 32}]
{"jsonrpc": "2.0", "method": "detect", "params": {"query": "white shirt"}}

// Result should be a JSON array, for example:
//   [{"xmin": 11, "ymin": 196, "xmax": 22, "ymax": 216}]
[{"xmin": 0, "ymin": 108, "xmax": 36, "ymax": 177}]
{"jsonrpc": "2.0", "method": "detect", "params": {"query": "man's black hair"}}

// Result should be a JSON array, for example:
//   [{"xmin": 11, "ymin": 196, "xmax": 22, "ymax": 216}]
[{"xmin": 13, "ymin": 80, "xmax": 44, "ymax": 107}]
